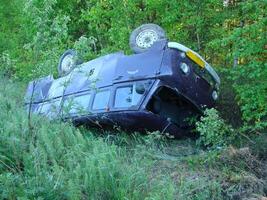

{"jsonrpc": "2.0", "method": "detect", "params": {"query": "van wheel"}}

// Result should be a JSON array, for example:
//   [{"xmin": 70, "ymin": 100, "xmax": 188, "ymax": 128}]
[
  {"xmin": 129, "ymin": 24, "xmax": 166, "ymax": 54},
  {"xmin": 58, "ymin": 49, "xmax": 81, "ymax": 77}
]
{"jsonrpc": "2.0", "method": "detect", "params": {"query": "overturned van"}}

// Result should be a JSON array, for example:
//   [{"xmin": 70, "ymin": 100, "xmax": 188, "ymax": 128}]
[{"xmin": 25, "ymin": 24, "xmax": 220, "ymax": 138}]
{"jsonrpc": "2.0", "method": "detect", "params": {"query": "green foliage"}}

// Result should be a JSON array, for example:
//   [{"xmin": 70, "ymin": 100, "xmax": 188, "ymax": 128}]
[
  {"xmin": 0, "ymin": 1, "xmax": 267, "ymax": 198},
  {"xmin": 196, "ymin": 108, "xmax": 235, "ymax": 148},
  {"xmin": 223, "ymin": 0, "xmax": 267, "ymax": 132},
  {"xmin": 73, "ymin": 35, "xmax": 97, "ymax": 61},
  {"xmin": 0, "ymin": 52, "xmax": 16, "ymax": 78},
  {"xmin": 0, "ymin": 0, "xmax": 28, "ymax": 79},
  {"xmin": 0, "ymin": 0, "xmax": 28, "ymax": 56},
  {"xmin": 0, "ymin": 78, "xmax": 175, "ymax": 199},
  {"xmin": 21, "ymin": 0, "xmax": 71, "ymax": 79},
  {"xmin": 0, "ymin": 0, "xmax": 229, "ymax": 78}
]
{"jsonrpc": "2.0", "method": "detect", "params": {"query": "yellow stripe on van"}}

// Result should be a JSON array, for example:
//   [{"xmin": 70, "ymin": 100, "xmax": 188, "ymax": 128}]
[{"xmin": 186, "ymin": 50, "xmax": 205, "ymax": 68}]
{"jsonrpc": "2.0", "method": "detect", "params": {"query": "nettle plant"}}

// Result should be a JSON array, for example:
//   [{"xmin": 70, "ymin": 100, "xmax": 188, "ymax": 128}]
[{"xmin": 196, "ymin": 108, "xmax": 235, "ymax": 148}]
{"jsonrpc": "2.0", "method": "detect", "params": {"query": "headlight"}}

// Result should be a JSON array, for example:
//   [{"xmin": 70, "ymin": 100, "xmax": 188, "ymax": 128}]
[
  {"xmin": 180, "ymin": 52, "xmax": 186, "ymax": 58},
  {"xmin": 180, "ymin": 63, "xmax": 190, "ymax": 75},
  {"xmin": 212, "ymin": 90, "xmax": 218, "ymax": 100}
]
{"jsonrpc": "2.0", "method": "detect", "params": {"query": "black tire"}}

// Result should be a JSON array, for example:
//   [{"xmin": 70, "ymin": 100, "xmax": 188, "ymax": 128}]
[
  {"xmin": 58, "ymin": 49, "xmax": 81, "ymax": 77},
  {"xmin": 129, "ymin": 24, "xmax": 166, "ymax": 54}
]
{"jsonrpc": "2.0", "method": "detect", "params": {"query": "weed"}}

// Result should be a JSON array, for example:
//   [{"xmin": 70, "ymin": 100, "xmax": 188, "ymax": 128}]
[{"xmin": 196, "ymin": 108, "xmax": 236, "ymax": 148}]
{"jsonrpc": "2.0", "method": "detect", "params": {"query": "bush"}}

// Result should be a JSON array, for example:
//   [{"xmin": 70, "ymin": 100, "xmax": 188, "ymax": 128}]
[{"xmin": 196, "ymin": 108, "xmax": 235, "ymax": 148}]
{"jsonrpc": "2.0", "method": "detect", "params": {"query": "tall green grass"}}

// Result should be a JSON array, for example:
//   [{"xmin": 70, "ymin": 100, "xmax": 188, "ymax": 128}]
[{"xmin": 0, "ymin": 78, "xmax": 175, "ymax": 199}]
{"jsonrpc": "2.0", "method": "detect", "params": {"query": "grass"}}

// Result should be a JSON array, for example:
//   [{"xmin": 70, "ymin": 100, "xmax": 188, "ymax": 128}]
[{"xmin": 0, "ymin": 77, "xmax": 266, "ymax": 200}]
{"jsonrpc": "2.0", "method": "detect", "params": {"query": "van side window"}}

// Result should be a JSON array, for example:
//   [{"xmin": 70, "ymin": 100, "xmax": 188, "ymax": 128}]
[
  {"xmin": 38, "ymin": 98, "xmax": 61, "ymax": 117},
  {"xmin": 114, "ymin": 85, "xmax": 143, "ymax": 108},
  {"xmin": 64, "ymin": 94, "xmax": 91, "ymax": 114},
  {"xmin": 92, "ymin": 90, "xmax": 110, "ymax": 110}
]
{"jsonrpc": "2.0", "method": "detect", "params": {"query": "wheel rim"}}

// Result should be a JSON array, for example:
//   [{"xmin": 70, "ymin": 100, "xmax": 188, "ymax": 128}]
[
  {"xmin": 135, "ymin": 29, "xmax": 159, "ymax": 49},
  {"xmin": 61, "ymin": 54, "xmax": 75, "ymax": 73}
]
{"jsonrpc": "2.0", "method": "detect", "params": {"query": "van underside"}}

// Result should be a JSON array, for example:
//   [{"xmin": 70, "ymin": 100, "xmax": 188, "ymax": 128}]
[{"xmin": 146, "ymin": 86, "xmax": 201, "ymax": 129}]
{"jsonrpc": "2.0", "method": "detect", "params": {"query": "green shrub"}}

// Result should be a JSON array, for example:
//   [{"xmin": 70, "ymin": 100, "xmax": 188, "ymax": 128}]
[{"xmin": 196, "ymin": 108, "xmax": 235, "ymax": 148}]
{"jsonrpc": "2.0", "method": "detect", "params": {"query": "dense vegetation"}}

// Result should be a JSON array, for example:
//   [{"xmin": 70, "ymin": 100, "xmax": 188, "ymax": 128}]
[
  {"xmin": 0, "ymin": 0, "xmax": 266, "ymax": 199},
  {"xmin": 0, "ymin": 78, "xmax": 266, "ymax": 199}
]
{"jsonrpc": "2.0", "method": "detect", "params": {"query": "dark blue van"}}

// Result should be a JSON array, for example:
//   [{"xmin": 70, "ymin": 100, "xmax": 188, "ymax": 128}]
[{"xmin": 25, "ymin": 24, "xmax": 220, "ymax": 138}]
